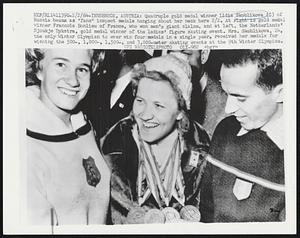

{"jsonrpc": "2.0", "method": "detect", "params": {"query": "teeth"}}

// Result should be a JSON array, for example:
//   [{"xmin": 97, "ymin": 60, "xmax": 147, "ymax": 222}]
[
  {"xmin": 142, "ymin": 122, "xmax": 159, "ymax": 128},
  {"xmin": 59, "ymin": 88, "xmax": 77, "ymax": 96}
]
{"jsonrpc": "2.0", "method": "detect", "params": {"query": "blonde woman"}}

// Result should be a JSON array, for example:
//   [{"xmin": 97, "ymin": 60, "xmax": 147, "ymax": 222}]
[
  {"xmin": 26, "ymin": 48, "xmax": 110, "ymax": 225},
  {"xmin": 101, "ymin": 54, "xmax": 213, "ymax": 224}
]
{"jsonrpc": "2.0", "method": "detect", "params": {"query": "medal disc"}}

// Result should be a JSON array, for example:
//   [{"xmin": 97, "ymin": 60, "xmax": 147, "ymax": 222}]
[
  {"xmin": 144, "ymin": 208, "xmax": 166, "ymax": 224},
  {"xmin": 162, "ymin": 207, "xmax": 180, "ymax": 223},
  {"xmin": 177, "ymin": 218, "xmax": 188, "ymax": 222},
  {"xmin": 126, "ymin": 207, "xmax": 146, "ymax": 224},
  {"xmin": 180, "ymin": 205, "xmax": 201, "ymax": 222}
]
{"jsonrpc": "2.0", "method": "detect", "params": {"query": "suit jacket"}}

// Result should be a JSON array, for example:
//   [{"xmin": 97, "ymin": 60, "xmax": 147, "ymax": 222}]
[
  {"xmin": 190, "ymin": 74, "xmax": 227, "ymax": 139},
  {"xmin": 80, "ymin": 73, "xmax": 134, "ymax": 141}
]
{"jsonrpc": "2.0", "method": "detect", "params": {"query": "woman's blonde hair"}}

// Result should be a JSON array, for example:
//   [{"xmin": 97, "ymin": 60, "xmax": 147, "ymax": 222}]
[
  {"xmin": 25, "ymin": 48, "xmax": 104, "ymax": 86},
  {"xmin": 131, "ymin": 63, "xmax": 190, "ymax": 134}
]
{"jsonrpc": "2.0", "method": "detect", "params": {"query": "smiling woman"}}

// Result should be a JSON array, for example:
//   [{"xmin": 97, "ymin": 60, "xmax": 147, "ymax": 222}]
[
  {"xmin": 37, "ymin": 49, "xmax": 92, "ymax": 124},
  {"xmin": 101, "ymin": 54, "xmax": 213, "ymax": 224},
  {"xmin": 25, "ymin": 48, "xmax": 110, "ymax": 225}
]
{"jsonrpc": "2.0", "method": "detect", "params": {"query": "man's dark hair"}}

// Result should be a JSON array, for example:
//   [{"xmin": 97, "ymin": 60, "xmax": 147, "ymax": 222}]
[
  {"xmin": 96, "ymin": 50, "xmax": 151, "ymax": 83},
  {"xmin": 220, "ymin": 49, "xmax": 282, "ymax": 91}
]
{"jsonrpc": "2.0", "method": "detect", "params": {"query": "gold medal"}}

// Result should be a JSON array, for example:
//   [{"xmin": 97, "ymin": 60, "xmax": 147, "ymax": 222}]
[
  {"xmin": 126, "ymin": 207, "xmax": 146, "ymax": 224},
  {"xmin": 144, "ymin": 208, "xmax": 166, "ymax": 224},
  {"xmin": 162, "ymin": 207, "xmax": 180, "ymax": 223},
  {"xmin": 180, "ymin": 205, "xmax": 201, "ymax": 222}
]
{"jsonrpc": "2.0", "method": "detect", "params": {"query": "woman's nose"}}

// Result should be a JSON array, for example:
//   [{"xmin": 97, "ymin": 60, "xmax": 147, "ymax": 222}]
[
  {"xmin": 224, "ymin": 95, "xmax": 239, "ymax": 115},
  {"xmin": 139, "ymin": 105, "xmax": 154, "ymax": 121},
  {"xmin": 66, "ymin": 70, "xmax": 80, "ymax": 87}
]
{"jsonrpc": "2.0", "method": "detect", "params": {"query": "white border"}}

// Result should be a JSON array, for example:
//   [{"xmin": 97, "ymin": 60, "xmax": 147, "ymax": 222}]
[{"xmin": 3, "ymin": 3, "xmax": 297, "ymax": 234}]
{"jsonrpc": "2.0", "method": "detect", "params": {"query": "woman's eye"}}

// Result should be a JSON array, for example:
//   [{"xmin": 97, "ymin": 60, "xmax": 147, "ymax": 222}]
[
  {"xmin": 56, "ymin": 62, "xmax": 65, "ymax": 68},
  {"xmin": 237, "ymin": 97, "xmax": 246, "ymax": 102},
  {"xmin": 78, "ymin": 67, "xmax": 89, "ymax": 73},
  {"xmin": 76, "ymin": 67, "xmax": 90, "ymax": 77},
  {"xmin": 135, "ymin": 98, "xmax": 143, "ymax": 103}
]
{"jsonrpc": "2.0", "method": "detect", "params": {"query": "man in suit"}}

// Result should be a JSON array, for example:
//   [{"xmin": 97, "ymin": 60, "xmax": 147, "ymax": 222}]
[
  {"xmin": 168, "ymin": 50, "xmax": 227, "ymax": 138},
  {"xmin": 81, "ymin": 50, "xmax": 151, "ymax": 140}
]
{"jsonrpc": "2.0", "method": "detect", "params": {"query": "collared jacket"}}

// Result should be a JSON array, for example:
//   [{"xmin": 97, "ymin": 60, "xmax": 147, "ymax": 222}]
[
  {"xmin": 80, "ymin": 72, "xmax": 135, "ymax": 140},
  {"xmin": 101, "ymin": 116, "xmax": 214, "ymax": 224}
]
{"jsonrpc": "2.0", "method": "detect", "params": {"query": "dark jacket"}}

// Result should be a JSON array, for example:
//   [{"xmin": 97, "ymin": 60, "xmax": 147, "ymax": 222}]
[
  {"xmin": 101, "ymin": 117, "xmax": 214, "ymax": 224},
  {"xmin": 210, "ymin": 116, "xmax": 285, "ymax": 222},
  {"xmin": 80, "ymin": 73, "xmax": 134, "ymax": 141}
]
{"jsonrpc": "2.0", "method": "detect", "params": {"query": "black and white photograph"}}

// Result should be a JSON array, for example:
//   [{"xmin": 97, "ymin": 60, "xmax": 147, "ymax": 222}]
[
  {"xmin": 3, "ymin": 3, "xmax": 296, "ymax": 235},
  {"xmin": 24, "ymin": 48, "xmax": 285, "ymax": 225}
]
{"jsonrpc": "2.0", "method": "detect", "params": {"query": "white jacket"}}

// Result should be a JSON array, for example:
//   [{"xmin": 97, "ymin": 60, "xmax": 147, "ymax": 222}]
[{"xmin": 26, "ymin": 86, "xmax": 110, "ymax": 225}]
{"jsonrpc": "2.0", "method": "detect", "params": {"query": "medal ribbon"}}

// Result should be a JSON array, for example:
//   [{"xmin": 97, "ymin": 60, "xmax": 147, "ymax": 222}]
[{"xmin": 137, "ymin": 132, "xmax": 185, "ymax": 207}]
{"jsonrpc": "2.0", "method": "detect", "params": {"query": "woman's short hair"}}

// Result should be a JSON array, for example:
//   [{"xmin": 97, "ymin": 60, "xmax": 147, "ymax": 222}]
[
  {"xmin": 131, "ymin": 63, "xmax": 188, "ymax": 111},
  {"xmin": 25, "ymin": 48, "xmax": 104, "ymax": 86},
  {"xmin": 131, "ymin": 63, "xmax": 190, "ymax": 133}
]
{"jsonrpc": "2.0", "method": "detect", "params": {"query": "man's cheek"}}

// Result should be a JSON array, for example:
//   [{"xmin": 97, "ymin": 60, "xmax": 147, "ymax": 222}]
[{"xmin": 83, "ymin": 80, "xmax": 90, "ymax": 91}]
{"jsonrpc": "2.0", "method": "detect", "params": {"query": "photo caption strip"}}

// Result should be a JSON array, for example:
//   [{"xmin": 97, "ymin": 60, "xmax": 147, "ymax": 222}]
[{"xmin": 33, "ymin": 11, "xmax": 285, "ymax": 49}]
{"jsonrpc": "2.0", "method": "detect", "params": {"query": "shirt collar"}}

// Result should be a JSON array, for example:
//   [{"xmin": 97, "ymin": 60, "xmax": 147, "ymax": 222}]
[
  {"xmin": 199, "ymin": 72, "xmax": 208, "ymax": 93},
  {"xmin": 110, "ymin": 71, "xmax": 132, "ymax": 108},
  {"xmin": 261, "ymin": 115, "xmax": 284, "ymax": 150},
  {"xmin": 237, "ymin": 115, "xmax": 284, "ymax": 150}
]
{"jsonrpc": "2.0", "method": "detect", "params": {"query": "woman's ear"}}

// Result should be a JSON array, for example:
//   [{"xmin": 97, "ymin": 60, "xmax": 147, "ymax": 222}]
[
  {"xmin": 201, "ymin": 49, "xmax": 211, "ymax": 64},
  {"xmin": 35, "ymin": 61, "xmax": 44, "ymax": 81},
  {"xmin": 176, "ymin": 112, "xmax": 183, "ymax": 120},
  {"xmin": 36, "ymin": 70, "xmax": 43, "ymax": 81},
  {"xmin": 272, "ymin": 84, "xmax": 283, "ymax": 103}
]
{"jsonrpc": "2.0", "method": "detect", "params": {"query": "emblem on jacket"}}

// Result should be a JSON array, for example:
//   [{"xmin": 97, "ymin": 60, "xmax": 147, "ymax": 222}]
[
  {"xmin": 82, "ymin": 156, "xmax": 101, "ymax": 187},
  {"xmin": 189, "ymin": 150, "xmax": 200, "ymax": 167},
  {"xmin": 233, "ymin": 177, "xmax": 253, "ymax": 200}
]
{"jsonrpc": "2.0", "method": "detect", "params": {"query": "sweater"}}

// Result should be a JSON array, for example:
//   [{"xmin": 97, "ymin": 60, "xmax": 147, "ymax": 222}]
[
  {"xmin": 209, "ymin": 116, "xmax": 285, "ymax": 222},
  {"xmin": 26, "ymin": 86, "xmax": 111, "ymax": 225}
]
